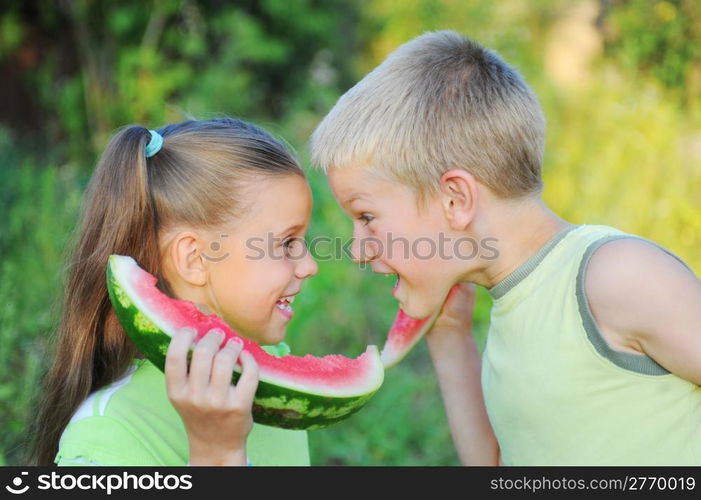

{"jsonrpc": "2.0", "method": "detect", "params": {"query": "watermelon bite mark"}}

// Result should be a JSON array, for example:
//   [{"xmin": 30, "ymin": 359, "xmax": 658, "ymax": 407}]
[
  {"xmin": 380, "ymin": 309, "xmax": 439, "ymax": 368},
  {"xmin": 108, "ymin": 255, "xmax": 386, "ymax": 430},
  {"xmin": 107, "ymin": 255, "xmax": 439, "ymax": 429}
]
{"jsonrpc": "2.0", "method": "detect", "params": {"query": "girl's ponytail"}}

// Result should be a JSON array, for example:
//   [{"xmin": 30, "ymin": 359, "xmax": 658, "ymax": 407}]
[
  {"xmin": 27, "ymin": 126, "xmax": 163, "ymax": 465},
  {"xmin": 26, "ymin": 118, "xmax": 302, "ymax": 465}
]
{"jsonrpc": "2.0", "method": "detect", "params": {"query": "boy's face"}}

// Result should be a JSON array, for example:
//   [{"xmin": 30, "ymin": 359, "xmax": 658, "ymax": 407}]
[{"xmin": 328, "ymin": 165, "xmax": 461, "ymax": 319}]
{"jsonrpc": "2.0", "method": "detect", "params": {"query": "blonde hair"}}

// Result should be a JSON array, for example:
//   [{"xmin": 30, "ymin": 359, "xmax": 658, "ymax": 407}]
[
  {"xmin": 310, "ymin": 30, "xmax": 545, "ymax": 199},
  {"xmin": 27, "ymin": 117, "xmax": 302, "ymax": 465}
]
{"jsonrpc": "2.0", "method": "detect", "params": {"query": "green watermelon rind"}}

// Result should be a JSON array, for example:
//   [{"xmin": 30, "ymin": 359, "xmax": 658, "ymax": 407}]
[{"xmin": 106, "ymin": 258, "xmax": 382, "ymax": 430}]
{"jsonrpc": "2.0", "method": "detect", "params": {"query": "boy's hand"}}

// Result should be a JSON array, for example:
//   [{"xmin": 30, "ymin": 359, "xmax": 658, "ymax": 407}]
[
  {"xmin": 425, "ymin": 282, "xmax": 499, "ymax": 465},
  {"xmin": 429, "ymin": 282, "xmax": 476, "ymax": 336},
  {"xmin": 165, "ymin": 327, "xmax": 259, "ymax": 466}
]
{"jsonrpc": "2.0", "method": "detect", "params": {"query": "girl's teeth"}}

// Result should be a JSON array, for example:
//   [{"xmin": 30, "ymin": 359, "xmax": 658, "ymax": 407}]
[{"xmin": 276, "ymin": 300, "xmax": 293, "ymax": 312}]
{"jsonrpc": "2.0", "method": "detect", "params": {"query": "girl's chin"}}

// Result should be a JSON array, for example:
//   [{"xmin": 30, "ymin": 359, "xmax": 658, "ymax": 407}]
[
  {"xmin": 221, "ymin": 321, "xmax": 286, "ymax": 346},
  {"xmin": 259, "ymin": 326, "xmax": 287, "ymax": 346}
]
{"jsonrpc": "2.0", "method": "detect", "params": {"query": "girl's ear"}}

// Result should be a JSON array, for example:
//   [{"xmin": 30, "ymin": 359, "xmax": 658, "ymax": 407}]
[
  {"xmin": 439, "ymin": 169, "xmax": 478, "ymax": 230},
  {"xmin": 169, "ymin": 231, "xmax": 208, "ymax": 287}
]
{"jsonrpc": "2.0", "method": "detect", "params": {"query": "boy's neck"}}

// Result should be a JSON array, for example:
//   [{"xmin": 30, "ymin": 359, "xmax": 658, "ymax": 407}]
[{"xmin": 466, "ymin": 196, "xmax": 571, "ymax": 289}]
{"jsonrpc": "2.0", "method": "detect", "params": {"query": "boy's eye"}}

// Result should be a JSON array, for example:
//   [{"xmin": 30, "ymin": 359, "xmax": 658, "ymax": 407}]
[{"xmin": 358, "ymin": 213, "xmax": 374, "ymax": 226}]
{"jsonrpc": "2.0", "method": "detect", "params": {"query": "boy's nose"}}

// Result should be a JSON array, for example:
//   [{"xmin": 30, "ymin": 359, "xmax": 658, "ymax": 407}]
[{"xmin": 350, "ymin": 235, "xmax": 380, "ymax": 264}]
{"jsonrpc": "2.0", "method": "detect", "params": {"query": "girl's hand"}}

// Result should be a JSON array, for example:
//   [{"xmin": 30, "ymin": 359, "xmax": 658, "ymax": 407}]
[
  {"xmin": 429, "ymin": 282, "xmax": 477, "ymax": 337},
  {"xmin": 165, "ymin": 327, "xmax": 259, "ymax": 466}
]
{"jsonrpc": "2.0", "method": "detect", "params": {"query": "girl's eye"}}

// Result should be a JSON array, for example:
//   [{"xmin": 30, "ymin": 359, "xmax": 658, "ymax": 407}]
[
  {"xmin": 358, "ymin": 213, "xmax": 374, "ymax": 226},
  {"xmin": 283, "ymin": 237, "xmax": 307, "ymax": 254}
]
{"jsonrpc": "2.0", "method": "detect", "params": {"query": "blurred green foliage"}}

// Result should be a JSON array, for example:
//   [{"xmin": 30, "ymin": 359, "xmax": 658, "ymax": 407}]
[
  {"xmin": 604, "ymin": 0, "xmax": 701, "ymax": 98},
  {"xmin": 1, "ymin": 0, "xmax": 699, "ymax": 465},
  {"xmin": 0, "ymin": 0, "xmax": 359, "ymax": 161}
]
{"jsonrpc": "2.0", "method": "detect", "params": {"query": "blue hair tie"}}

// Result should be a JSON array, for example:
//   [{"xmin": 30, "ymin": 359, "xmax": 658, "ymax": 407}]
[{"xmin": 145, "ymin": 130, "xmax": 163, "ymax": 158}]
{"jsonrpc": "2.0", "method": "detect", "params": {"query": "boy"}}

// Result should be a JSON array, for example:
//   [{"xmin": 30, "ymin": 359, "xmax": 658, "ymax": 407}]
[{"xmin": 310, "ymin": 31, "xmax": 701, "ymax": 465}]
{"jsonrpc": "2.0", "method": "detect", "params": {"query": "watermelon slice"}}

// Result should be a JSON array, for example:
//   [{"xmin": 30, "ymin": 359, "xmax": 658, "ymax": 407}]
[
  {"xmin": 380, "ymin": 284, "xmax": 464, "ymax": 367},
  {"xmin": 106, "ymin": 255, "xmax": 384, "ymax": 430},
  {"xmin": 379, "ymin": 309, "xmax": 439, "ymax": 368}
]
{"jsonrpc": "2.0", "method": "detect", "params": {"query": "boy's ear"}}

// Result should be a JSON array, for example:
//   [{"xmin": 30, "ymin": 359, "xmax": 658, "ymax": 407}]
[
  {"xmin": 169, "ymin": 231, "xmax": 208, "ymax": 287},
  {"xmin": 439, "ymin": 169, "xmax": 478, "ymax": 230}
]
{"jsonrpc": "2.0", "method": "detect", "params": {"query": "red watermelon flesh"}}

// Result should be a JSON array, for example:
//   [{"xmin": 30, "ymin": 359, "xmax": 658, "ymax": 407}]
[
  {"xmin": 118, "ymin": 255, "xmax": 381, "ymax": 396},
  {"xmin": 380, "ymin": 309, "xmax": 439, "ymax": 368},
  {"xmin": 380, "ymin": 284, "xmax": 462, "ymax": 367}
]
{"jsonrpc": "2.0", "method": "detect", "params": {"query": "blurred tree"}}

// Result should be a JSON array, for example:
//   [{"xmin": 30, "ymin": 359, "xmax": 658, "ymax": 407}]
[
  {"xmin": 0, "ymin": 0, "xmax": 362, "ymax": 165},
  {"xmin": 601, "ymin": 0, "xmax": 701, "ymax": 108}
]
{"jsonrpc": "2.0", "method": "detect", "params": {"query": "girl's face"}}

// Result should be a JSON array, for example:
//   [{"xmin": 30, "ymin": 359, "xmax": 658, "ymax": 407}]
[{"xmin": 199, "ymin": 174, "xmax": 317, "ymax": 345}]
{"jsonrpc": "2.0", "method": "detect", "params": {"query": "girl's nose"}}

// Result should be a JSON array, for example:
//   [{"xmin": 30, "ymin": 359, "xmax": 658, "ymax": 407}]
[{"xmin": 295, "ymin": 250, "xmax": 318, "ymax": 279}]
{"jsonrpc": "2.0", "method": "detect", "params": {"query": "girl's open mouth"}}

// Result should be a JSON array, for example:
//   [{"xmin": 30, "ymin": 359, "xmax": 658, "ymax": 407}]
[{"xmin": 275, "ymin": 296, "xmax": 294, "ymax": 319}]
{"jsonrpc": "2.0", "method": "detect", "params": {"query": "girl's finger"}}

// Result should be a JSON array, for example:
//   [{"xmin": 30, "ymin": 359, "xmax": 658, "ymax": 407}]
[
  {"xmin": 188, "ymin": 328, "xmax": 225, "ymax": 390},
  {"xmin": 210, "ymin": 338, "xmax": 244, "ymax": 397},
  {"xmin": 165, "ymin": 327, "xmax": 196, "ymax": 393},
  {"xmin": 231, "ymin": 351, "xmax": 259, "ymax": 406}
]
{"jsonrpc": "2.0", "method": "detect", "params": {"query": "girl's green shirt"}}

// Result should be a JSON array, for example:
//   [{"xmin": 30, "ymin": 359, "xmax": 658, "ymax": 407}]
[{"xmin": 55, "ymin": 357, "xmax": 310, "ymax": 466}]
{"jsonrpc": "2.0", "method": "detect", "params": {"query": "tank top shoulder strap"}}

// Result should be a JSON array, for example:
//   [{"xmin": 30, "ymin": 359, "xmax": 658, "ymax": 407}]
[{"xmin": 574, "ymin": 227, "xmax": 692, "ymax": 376}]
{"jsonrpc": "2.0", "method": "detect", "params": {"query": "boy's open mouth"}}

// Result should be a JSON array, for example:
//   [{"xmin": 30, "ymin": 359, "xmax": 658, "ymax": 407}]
[
  {"xmin": 378, "ymin": 272, "xmax": 402, "ymax": 301},
  {"xmin": 381, "ymin": 273, "xmax": 400, "ymax": 297}
]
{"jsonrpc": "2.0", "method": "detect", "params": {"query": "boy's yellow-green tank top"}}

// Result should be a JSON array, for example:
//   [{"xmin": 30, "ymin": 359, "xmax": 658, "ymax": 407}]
[{"xmin": 482, "ymin": 224, "xmax": 701, "ymax": 465}]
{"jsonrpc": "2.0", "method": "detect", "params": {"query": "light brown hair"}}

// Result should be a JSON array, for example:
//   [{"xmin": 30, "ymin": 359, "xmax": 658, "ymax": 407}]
[
  {"xmin": 310, "ymin": 30, "xmax": 546, "ymax": 199},
  {"xmin": 27, "ymin": 118, "xmax": 302, "ymax": 465}
]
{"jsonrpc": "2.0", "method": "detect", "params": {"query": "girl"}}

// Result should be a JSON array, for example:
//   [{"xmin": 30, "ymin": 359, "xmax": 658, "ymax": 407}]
[{"xmin": 27, "ymin": 118, "xmax": 318, "ymax": 466}]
